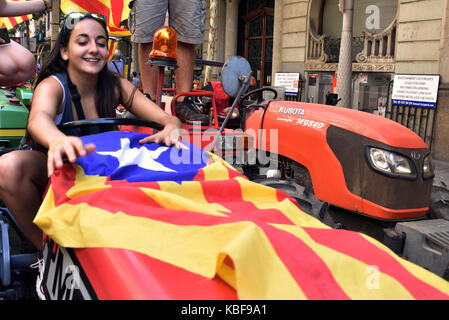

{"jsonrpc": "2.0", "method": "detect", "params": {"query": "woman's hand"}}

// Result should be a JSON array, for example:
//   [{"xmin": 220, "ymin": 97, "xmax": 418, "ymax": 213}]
[
  {"xmin": 47, "ymin": 136, "xmax": 96, "ymax": 176},
  {"xmin": 138, "ymin": 117, "xmax": 186, "ymax": 150},
  {"xmin": 118, "ymin": 79, "xmax": 186, "ymax": 150}
]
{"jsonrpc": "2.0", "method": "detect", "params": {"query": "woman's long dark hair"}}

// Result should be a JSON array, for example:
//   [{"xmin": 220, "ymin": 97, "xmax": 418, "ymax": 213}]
[{"xmin": 35, "ymin": 17, "xmax": 122, "ymax": 118}]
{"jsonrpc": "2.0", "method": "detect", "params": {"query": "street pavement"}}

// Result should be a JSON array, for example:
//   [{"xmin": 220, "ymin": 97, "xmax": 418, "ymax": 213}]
[{"xmin": 433, "ymin": 159, "xmax": 449, "ymax": 188}]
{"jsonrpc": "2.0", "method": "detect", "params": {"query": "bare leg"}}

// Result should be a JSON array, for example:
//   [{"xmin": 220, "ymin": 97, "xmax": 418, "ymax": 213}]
[
  {"xmin": 175, "ymin": 42, "xmax": 195, "ymax": 102},
  {"xmin": 171, "ymin": 41, "xmax": 209, "ymax": 124},
  {"xmin": 138, "ymin": 42, "xmax": 158, "ymax": 99},
  {"xmin": 0, "ymin": 150, "xmax": 48, "ymax": 250}
]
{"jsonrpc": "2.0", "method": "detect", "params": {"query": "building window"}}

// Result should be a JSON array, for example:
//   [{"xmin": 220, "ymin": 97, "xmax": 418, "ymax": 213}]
[{"xmin": 238, "ymin": 0, "xmax": 274, "ymax": 88}]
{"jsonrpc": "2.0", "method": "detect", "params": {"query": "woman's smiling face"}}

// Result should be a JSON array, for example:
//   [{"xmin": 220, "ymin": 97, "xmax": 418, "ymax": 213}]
[{"xmin": 60, "ymin": 18, "xmax": 108, "ymax": 75}]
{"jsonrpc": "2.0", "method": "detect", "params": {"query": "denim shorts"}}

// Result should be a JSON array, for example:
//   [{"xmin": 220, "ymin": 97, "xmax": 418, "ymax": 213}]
[{"xmin": 128, "ymin": 0, "xmax": 206, "ymax": 44}]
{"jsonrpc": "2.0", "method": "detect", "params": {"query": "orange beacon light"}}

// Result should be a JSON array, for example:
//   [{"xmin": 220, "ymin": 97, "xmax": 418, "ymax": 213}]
[{"xmin": 149, "ymin": 26, "xmax": 178, "ymax": 61}]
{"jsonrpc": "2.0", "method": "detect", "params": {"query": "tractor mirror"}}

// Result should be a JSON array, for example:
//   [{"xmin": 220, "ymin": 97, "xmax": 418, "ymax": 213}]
[{"xmin": 221, "ymin": 56, "xmax": 252, "ymax": 98}]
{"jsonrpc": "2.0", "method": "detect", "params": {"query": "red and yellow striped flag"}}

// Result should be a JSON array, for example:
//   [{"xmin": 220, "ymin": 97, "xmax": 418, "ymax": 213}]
[
  {"xmin": 60, "ymin": 0, "xmax": 131, "ymax": 37},
  {"xmin": 107, "ymin": 37, "xmax": 118, "ymax": 61},
  {"xmin": 34, "ymin": 132, "xmax": 449, "ymax": 300},
  {"xmin": 0, "ymin": 0, "xmax": 33, "ymax": 29}
]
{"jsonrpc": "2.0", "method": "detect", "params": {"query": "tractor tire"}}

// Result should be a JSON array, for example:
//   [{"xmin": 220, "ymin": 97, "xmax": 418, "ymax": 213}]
[{"xmin": 428, "ymin": 185, "xmax": 449, "ymax": 221}]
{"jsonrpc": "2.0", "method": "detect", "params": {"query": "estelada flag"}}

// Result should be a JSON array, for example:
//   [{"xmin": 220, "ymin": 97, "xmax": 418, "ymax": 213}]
[
  {"xmin": 0, "ymin": 0, "xmax": 33, "ymax": 29},
  {"xmin": 34, "ymin": 131, "xmax": 449, "ymax": 299},
  {"xmin": 60, "ymin": 0, "xmax": 131, "ymax": 37},
  {"xmin": 106, "ymin": 37, "xmax": 118, "ymax": 61}
]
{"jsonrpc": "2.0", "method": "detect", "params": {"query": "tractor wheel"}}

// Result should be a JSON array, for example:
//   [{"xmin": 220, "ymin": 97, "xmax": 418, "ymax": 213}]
[{"xmin": 428, "ymin": 185, "xmax": 449, "ymax": 221}]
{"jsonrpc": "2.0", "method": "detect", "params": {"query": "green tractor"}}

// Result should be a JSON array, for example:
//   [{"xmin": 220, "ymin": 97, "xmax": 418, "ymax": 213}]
[
  {"xmin": 14, "ymin": 86, "xmax": 33, "ymax": 108},
  {"xmin": 0, "ymin": 86, "xmax": 31, "ymax": 150}
]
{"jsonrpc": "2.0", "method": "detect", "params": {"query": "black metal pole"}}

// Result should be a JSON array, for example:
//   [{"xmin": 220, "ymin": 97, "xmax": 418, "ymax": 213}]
[{"xmin": 207, "ymin": 71, "xmax": 253, "ymax": 153}]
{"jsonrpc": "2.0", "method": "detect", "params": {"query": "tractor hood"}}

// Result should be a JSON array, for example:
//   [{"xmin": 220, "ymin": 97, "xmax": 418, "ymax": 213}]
[
  {"xmin": 265, "ymin": 101, "xmax": 427, "ymax": 149},
  {"xmin": 256, "ymin": 100, "xmax": 431, "ymax": 220}
]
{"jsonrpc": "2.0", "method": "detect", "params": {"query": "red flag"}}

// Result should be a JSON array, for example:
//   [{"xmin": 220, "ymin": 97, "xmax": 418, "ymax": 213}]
[
  {"xmin": 107, "ymin": 38, "xmax": 118, "ymax": 61},
  {"xmin": 0, "ymin": 0, "xmax": 33, "ymax": 29},
  {"xmin": 60, "ymin": 0, "xmax": 131, "ymax": 37}
]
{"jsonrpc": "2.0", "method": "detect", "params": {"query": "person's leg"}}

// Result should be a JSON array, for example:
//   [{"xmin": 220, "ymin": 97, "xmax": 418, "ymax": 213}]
[
  {"xmin": 169, "ymin": 0, "xmax": 208, "ymax": 124},
  {"xmin": 0, "ymin": 41, "xmax": 36, "ymax": 85},
  {"xmin": 138, "ymin": 42, "xmax": 158, "ymax": 98},
  {"xmin": 174, "ymin": 41, "xmax": 195, "ymax": 102},
  {"xmin": 172, "ymin": 42, "xmax": 209, "ymax": 124},
  {"xmin": 0, "ymin": 150, "xmax": 48, "ymax": 250},
  {"xmin": 129, "ymin": 0, "xmax": 168, "ymax": 100},
  {"xmin": 169, "ymin": 0, "xmax": 205, "ymax": 95}
]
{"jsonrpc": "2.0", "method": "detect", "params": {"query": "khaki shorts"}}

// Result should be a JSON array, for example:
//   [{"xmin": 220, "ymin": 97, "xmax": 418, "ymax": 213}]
[{"xmin": 128, "ymin": 0, "xmax": 206, "ymax": 44}]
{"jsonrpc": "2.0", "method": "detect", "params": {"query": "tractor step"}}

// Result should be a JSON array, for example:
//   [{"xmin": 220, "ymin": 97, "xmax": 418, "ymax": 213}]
[{"xmin": 394, "ymin": 219, "xmax": 449, "ymax": 280}]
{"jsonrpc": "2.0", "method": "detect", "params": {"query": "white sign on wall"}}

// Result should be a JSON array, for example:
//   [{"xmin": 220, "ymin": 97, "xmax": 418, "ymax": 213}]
[
  {"xmin": 274, "ymin": 73, "xmax": 300, "ymax": 97},
  {"xmin": 391, "ymin": 74, "xmax": 440, "ymax": 108}
]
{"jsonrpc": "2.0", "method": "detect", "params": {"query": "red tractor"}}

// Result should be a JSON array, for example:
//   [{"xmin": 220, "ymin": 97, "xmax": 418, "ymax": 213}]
[{"xmin": 167, "ymin": 56, "xmax": 449, "ymax": 280}]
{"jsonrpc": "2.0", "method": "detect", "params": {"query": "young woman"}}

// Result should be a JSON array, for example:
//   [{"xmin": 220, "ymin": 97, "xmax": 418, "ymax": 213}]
[
  {"xmin": 0, "ymin": 12, "xmax": 183, "ymax": 250},
  {"xmin": 0, "ymin": 0, "xmax": 53, "ymax": 85}
]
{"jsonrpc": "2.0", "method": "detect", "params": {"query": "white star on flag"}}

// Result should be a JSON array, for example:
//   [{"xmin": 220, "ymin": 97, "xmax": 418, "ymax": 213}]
[{"xmin": 97, "ymin": 138, "xmax": 176, "ymax": 173}]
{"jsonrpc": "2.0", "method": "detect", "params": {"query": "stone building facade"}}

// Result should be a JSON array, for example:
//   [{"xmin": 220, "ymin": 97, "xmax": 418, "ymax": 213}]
[{"xmin": 204, "ymin": 0, "xmax": 449, "ymax": 161}]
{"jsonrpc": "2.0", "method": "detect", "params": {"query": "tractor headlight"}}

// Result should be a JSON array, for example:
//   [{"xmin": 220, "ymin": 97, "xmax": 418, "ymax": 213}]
[
  {"xmin": 367, "ymin": 147, "xmax": 416, "ymax": 179},
  {"xmin": 422, "ymin": 154, "xmax": 434, "ymax": 179},
  {"xmin": 423, "ymin": 155, "xmax": 431, "ymax": 174}
]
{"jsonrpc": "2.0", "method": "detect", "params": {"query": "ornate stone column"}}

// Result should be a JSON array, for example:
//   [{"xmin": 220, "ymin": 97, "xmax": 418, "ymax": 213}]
[
  {"xmin": 205, "ymin": 0, "xmax": 218, "ymax": 83},
  {"xmin": 271, "ymin": 0, "xmax": 283, "ymax": 82},
  {"xmin": 224, "ymin": 0, "xmax": 238, "ymax": 61},
  {"xmin": 336, "ymin": 0, "xmax": 353, "ymax": 108},
  {"xmin": 50, "ymin": 0, "xmax": 60, "ymax": 49}
]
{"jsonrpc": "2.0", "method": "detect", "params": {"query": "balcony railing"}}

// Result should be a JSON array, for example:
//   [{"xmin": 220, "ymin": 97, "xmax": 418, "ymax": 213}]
[
  {"xmin": 324, "ymin": 36, "xmax": 365, "ymax": 63},
  {"xmin": 307, "ymin": 28, "xmax": 328, "ymax": 62},
  {"xmin": 306, "ymin": 19, "xmax": 397, "ymax": 65},
  {"xmin": 355, "ymin": 19, "xmax": 396, "ymax": 63}
]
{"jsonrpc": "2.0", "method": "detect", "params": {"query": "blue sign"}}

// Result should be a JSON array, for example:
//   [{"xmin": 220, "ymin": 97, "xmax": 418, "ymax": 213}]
[{"xmin": 391, "ymin": 99, "xmax": 436, "ymax": 109}]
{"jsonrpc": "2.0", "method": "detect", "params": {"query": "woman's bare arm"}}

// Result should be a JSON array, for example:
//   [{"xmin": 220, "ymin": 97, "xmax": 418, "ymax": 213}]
[
  {"xmin": 0, "ymin": 0, "xmax": 51, "ymax": 17},
  {"xmin": 28, "ymin": 77, "xmax": 95, "ymax": 176}
]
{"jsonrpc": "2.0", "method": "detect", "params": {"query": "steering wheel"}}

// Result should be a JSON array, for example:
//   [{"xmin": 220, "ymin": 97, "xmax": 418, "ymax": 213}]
[
  {"xmin": 239, "ymin": 87, "xmax": 278, "ymax": 108},
  {"xmin": 57, "ymin": 117, "xmax": 164, "ymax": 132}
]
